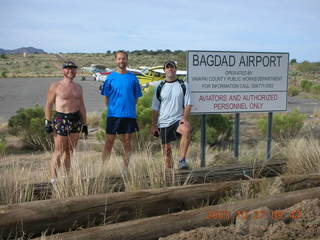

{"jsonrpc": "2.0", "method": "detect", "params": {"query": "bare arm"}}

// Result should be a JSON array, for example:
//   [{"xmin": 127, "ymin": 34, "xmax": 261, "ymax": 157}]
[
  {"xmin": 151, "ymin": 110, "xmax": 159, "ymax": 127},
  {"xmin": 45, "ymin": 82, "xmax": 57, "ymax": 120},
  {"xmin": 150, "ymin": 110, "xmax": 159, "ymax": 135},
  {"xmin": 79, "ymin": 85, "xmax": 87, "ymax": 125},
  {"xmin": 181, "ymin": 105, "xmax": 192, "ymax": 122},
  {"xmin": 104, "ymin": 96, "xmax": 108, "ymax": 106}
]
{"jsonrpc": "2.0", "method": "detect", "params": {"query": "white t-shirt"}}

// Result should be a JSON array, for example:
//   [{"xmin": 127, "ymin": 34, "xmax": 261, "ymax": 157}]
[{"xmin": 151, "ymin": 80, "xmax": 192, "ymax": 128}]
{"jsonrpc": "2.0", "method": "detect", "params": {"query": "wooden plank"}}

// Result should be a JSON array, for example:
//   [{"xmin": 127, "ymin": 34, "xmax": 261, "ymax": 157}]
[
  {"xmin": 32, "ymin": 187, "xmax": 320, "ymax": 240},
  {"xmin": 1, "ymin": 173, "xmax": 319, "ymax": 239}
]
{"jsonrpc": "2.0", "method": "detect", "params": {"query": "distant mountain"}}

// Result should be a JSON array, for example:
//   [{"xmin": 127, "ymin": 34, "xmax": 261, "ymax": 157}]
[{"xmin": 0, "ymin": 47, "xmax": 46, "ymax": 54}]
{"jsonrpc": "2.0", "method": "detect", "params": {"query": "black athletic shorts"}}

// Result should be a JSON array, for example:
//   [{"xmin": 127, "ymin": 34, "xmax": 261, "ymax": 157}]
[
  {"xmin": 106, "ymin": 117, "xmax": 139, "ymax": 134},
  {"xmin": 159, "ymin": 121, "xmax": 181, "ymax": 144}
]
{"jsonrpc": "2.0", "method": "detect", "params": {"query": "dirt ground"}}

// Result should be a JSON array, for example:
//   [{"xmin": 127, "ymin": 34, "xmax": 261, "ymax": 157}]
[{"xmin": 161, "ymin": 198, "xmax": 320, "ymax": 240}]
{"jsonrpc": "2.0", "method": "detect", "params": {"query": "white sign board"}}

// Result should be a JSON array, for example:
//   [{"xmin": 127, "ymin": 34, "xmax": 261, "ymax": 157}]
[{"xmin": 187, "ymin": 51, "xmax": 289, "ymax": 113}]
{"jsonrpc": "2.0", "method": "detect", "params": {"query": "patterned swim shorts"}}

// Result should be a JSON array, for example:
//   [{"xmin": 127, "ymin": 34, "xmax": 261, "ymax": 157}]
[{"xmin": 53, "ymin": 111, "xmax": 82, "ymax": 136}]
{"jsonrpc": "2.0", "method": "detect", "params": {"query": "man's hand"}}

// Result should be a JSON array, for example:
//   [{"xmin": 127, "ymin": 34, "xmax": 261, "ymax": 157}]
[
  {"xmin": 45, "ymin": 120, "xmax": 53, "ymax": 134},
  {"xmin": 82, "ymin": 125, "xmax": 88, "ymax": 139}
]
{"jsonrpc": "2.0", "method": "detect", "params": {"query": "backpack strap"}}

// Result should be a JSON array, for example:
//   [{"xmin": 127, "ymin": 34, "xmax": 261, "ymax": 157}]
[
  {"xmin": 177, "ymin": 79, "xmax": 186, "ymax": 96},
  {"xmin": 156, "ymin": 79, "xmax": 186, "ymax": 104},
  {"xmin": 156, "ymin": 80, "xmax": 166, "ymax": 102}
]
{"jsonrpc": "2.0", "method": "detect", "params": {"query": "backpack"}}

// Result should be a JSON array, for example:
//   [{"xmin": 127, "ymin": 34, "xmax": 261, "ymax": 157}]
[{"xmin": 156, "ymin": 79, "xmax": 186, "ymax": 103}]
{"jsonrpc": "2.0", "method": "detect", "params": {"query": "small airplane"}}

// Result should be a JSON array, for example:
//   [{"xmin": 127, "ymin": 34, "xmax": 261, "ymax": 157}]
[
  {"xmin": 94, "ymin": 64, "xmax": 187, "ymax": 89},
  {"xmin": 138, "ymin": 66, "xmax": 187, "ymax": 88},
  {"xmin": 94, "ymin": 67, "xmax": 144, "ymax": 82}
]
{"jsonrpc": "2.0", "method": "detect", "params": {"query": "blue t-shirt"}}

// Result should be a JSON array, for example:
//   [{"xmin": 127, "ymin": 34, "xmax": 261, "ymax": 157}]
[{"xmin": 101, "ymin": 71, "xmax": 142, "ymax": 118}]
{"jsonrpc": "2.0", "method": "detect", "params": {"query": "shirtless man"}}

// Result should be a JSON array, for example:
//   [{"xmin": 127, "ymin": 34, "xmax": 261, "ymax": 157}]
[{"xmin": 45, "ymin": 61, "xmax": 88, "ymax": 183}]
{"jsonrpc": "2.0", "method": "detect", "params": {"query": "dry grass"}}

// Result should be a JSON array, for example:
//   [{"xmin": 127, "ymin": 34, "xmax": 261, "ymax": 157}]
[
  {"xmin": 86, "ymin": 111, "xmax": 101, "ymax": 128},
  {"xmin": 282, "ymin": 138, "xmax": 320, "ymax": 175},
  {"xmin": 2, "ymin": 111, "xmax": 320, "ymax": 206},
  {"xmin": 0, "ymin": 142, "xmax": 190, "ymax": 205}
]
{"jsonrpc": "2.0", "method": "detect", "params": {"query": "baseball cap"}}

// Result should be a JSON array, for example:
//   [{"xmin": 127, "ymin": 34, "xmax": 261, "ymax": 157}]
[
  {"xmin": 163, "ymin": 60, "xmax": 177, "ymax": 69},
  {"xmin": 62, "ymin": 61, "xmax": 78, "ymax": 69}
]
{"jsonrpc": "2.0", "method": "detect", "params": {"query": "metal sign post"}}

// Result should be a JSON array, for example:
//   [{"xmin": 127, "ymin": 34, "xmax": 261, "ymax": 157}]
[
  {"xmin": 266, "ymin": 112, "xmax": 273, "ymax": 160},
  {"xmin": 234, "ymin": 113, "xmax": 240, "ymax": 159},
  {"xmin": 200, "ymin": 115, "xmax": 207, "ymax": 167}
]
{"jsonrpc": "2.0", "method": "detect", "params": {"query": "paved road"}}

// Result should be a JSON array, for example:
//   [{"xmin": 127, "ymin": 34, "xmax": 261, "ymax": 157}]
[
  {"xmin": 287, "ymin": 96, "xmax": 320, "ymax": 115},
  {"xmin": 1, "ymin": 77, "xmax": 320, "ymax": 121},
  {"xmin": 0, "ymin": 77, "xmax": 105, "ymax": 121}
]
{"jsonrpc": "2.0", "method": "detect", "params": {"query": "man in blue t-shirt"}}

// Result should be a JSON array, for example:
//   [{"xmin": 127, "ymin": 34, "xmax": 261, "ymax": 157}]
[{"xmin": 101, "ymin": 50, "xmax": 142, "ymax": 170}]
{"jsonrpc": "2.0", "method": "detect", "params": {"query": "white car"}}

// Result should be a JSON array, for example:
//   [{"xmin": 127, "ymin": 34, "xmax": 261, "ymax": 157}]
[{"xmin": 93, "ymin": 72, "xmax": 111, "ymax": 82}]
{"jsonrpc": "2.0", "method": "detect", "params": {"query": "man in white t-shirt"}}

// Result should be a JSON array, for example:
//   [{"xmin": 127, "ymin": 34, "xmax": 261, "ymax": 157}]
[{"xmin": 151, "ymin": 61, "xmax": 192, "ymax": 169}]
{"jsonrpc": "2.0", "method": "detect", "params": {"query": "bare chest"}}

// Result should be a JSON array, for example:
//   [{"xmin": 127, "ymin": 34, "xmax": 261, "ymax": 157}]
[{"xmin": 56, "ymin": 84, "xmax": 81, "ymax": 100}]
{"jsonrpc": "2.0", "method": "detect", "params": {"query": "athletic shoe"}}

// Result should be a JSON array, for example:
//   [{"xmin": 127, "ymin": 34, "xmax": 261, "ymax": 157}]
[{"xmin": 178, "ymin": 158, "xmax": 188, "ymax": 170}]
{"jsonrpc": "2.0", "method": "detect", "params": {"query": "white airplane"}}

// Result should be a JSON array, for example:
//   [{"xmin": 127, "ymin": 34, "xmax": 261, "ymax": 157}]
[{"xmin": 94, "ymin": 67, "xmax": 143, "ymax": 82}]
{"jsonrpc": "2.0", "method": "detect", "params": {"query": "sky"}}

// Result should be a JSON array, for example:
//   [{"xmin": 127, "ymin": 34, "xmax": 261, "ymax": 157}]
[{"xmin": 0, "ymin": 0, "xmax": 319, "ymax": 62}]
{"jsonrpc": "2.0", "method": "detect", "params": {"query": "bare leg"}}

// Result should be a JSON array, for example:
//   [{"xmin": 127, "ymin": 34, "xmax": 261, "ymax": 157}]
[
  {"xmin": 51, "ymin": 135, "xmax": 64, "ymax": 179},
  {"xmin": 102, "ymin": 134, "xmax": 116, "ymax": 162},
  {"xmin": 177, "ymin": 122, "xmax": 191, "ymax": 159},
  {"xmin": 162, "ymin": 143, "xmax": 173, "ymax": 169},
  {"xmin": 119, "ymin": 133, "xmax": 132, "ymax": 168},
  {"xmin": 179, "ymin": 130, "xmax": 191, "ymax": 159},
  {"xmin": 63, "ymin": 133, "xmax": 80, "ymax": 174}
]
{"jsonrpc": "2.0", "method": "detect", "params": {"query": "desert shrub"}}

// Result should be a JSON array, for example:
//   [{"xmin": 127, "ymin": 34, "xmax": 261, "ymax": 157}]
[
  {"xmin": 257, "ymin": 109, "xmax": 305, "ymax": 141},
  {"xmin": 96, "ymin": 111, "xmax": 106, "ymax": 142},
  {"xmin": 290, "ymin": 59, "xmax": 297, "ymax": 64},
  {"xmin": 0, "ymin": 54, "xmax": 8, "ymax": 59},
  {"xmin": 288, "ymin": 86, "xmax": 300, "ymax": 96},
  {"xmin": 190, "ymin": 114, "xmax": 233, "ymax": 146},
  {"xmin": 87, "ymin": 112, "xmax": 101, "ymax": 128},
  {"xmin": 0, "ymin": 135, "xmax": 6, "ymax": 155},
  {"xmin": 136, "ymin": 87, "xmax": 154, "ymax": 143},
  {"xmin": 1, "ymin": 71, "xmax": 7, "ymax": 78},
  {"xmin": 300, "ymin": 79, "xmax": 314, "ymax": 92},
  {"xmin": 8, "ymin": 105, "xmax": 53, "ymax": 150},
  {"xmin": 297, "ymin": 61, "xmax": 319, "ymax": 73},
  {"xmin": 311, "ymin": 84, "xmax": 320, "ymax": 95}
]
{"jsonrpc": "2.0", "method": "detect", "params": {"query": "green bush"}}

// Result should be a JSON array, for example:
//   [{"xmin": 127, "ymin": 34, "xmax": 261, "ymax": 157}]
[
  {"xmin": 0, "ymin": 54, "xmax": 8, "ymax": 59},
  {"xmin": 290, "ymin": 59, "xmax": 297, "ymax": 64},
  {"xmin": 297, "ymin": 61, "xmax": 319, "ymax": 73},
  {"xmin": 8, "ymin": 105, "xmax": 53, "ymax": 150},
  {"xmin": 190, "ymin": 114, "xmax": 233, "ymax": 146},
  {"xmin": 136, "ymin": 87, "xmax": 154, "ymax": 144},
  {"xmin": 300, "ymin": 79, "xmax": 314, "ymax": 92},
  {"xmin": 288, "ymin": 86, "xmax": 300, "ymax": 96},
  {"xmin": 0, "ymin": 135, "xmax": 6, "ymax": 155},
  {"xmin": 311, "ymin": 84, "xmax": 320, "ymax": 95},
  {"xmin": 96, "ymin": 111, "xmax": 106, "ymax": 142},
  {"xmin": 257, "ymin": 110, "xmax": 305, "ymax": 140},
  {"xmin": 1, "ymin": 72, "xmax": 7, "ymax": 78}
]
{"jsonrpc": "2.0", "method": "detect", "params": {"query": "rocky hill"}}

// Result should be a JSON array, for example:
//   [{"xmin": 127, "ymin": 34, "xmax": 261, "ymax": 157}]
[{"xmin": 0, "ymin": 47, "xmax": 46, "ymax": 54}]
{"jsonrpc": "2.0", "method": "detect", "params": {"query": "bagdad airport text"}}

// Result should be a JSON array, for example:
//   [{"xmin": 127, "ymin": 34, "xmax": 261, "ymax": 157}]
[{"xmin": 192, "ymin": 53, "xmax": 283, "ymax": 67}]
